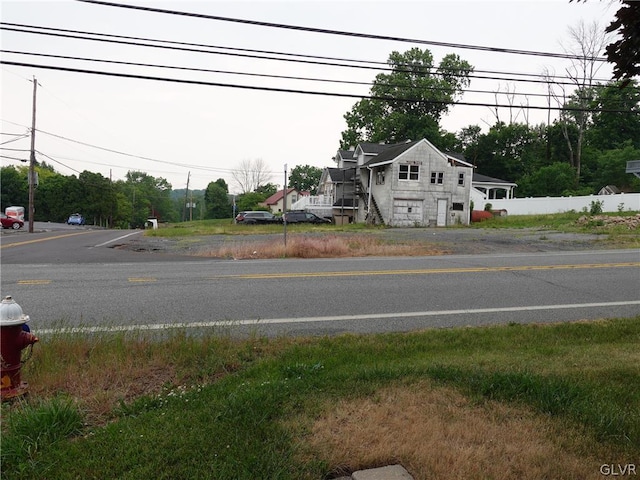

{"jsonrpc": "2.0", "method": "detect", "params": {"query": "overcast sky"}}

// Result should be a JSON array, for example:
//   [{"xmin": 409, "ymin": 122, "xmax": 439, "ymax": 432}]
[{"xmin": 1, "ymin": 0, "xmax": 618, "ymax": 193}]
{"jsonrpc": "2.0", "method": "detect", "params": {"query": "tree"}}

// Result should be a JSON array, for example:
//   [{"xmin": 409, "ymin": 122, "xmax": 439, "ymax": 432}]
[
  {"xmin": 0, "ymin": 166, "xmax": 28, "ymax": 210},
  {"xmin": 255, "ymin": 183, "xmax": 278, "ymax": 198},
  {"xmin": 545, "ymin": 20, "xmax": 610, "ymax": 184},
  {"xmin": 605, "ymin": 0, "xmax": 640, "ymax": 86},
  {"xmin": 340, "ymin": 48, "xmax": 473, "ymax": 148},
  {"xmin": 204, "ymin": 179, "xmax": 231, "ymax": 219},
  {"xmin": 231, "ymin": 158, "xmax": 273, "ymax": 194},
  {"xmin": 517, "ymin": 162, "xmax": 578, "ymax": 197},
  {"xmin": 463, "ymin": 122, "xmax": 546, "ymax": 182},
  {"xmin": 122, "ymin": 171, "xmax": 175, "ymax": 227},
  {"xmin": 235, "ymin": 191, "xmax": 268, "ymax": 212},
  {"xmin": 587, "ymin": 80, "xmax": 640, "ymax": 150},
  {"xmin": 289, "ymin": 165, "xmax": 323, "ymax": 194}
]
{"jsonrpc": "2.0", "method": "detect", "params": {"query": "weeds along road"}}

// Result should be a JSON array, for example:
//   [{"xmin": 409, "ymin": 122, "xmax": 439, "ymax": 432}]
[{"xmin": 1, "ymin": 226, "xmax": 639, "ymax": 337}]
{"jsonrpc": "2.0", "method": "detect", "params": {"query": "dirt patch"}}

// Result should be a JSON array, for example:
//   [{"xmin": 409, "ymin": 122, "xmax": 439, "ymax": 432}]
[{"xmin": 299, "ymin": 382, "xmax": 615, "ymax": 480}]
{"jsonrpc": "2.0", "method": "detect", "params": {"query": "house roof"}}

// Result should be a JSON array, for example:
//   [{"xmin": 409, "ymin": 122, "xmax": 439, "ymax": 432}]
[
  {"xmin": 336, "ymin": 150, "xmax": 356, "ymax": 161},
  {"xmin": 473, "ymin": 173, "xmax": 517, "ymax": 186},
  {"xmin": 356, "ymin": 142, "xmax": 391, "ymax": 155},
  {"xmin": 327, "ymin": 167, "xmax": 356, "ymax": 182},
  {"xmin": 363, "ymin": 140, "xmax": 422, "ymax": 167},
  {"xmin": 263, "ymin": 188, "xmax": 307, "ymax": 205}
]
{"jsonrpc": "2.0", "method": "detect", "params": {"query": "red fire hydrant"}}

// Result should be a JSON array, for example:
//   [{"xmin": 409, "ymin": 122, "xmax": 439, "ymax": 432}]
[{"xmin": 1, "ymin": 296, "xmax": 38, "ymax": 401}]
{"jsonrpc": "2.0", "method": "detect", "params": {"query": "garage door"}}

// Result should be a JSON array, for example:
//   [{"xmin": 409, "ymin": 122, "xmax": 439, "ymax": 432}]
[{"xmin": 392, "ymin": 199, "xmax": 423, "ymax": 227}]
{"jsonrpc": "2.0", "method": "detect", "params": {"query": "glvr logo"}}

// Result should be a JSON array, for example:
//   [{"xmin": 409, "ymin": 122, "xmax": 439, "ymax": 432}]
[{"xmin": 600, "ymin": 464, "xmax": 637, "ymax": 476}]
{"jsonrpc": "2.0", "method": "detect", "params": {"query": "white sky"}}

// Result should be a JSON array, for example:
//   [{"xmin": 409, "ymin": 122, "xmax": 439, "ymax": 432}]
[{"xmin": 0, "ymin": 0, "xmax": 618, "ymax": 193}]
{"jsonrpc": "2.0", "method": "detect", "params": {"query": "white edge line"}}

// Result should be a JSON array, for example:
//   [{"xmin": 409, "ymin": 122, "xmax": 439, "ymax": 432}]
[
  {"xmin": 36, "ymin": 300, "xmax": 640, "ymax": 335},
  {"xmin": 93, "ymin": 231, "xmax": 142, "ymax": 248}
]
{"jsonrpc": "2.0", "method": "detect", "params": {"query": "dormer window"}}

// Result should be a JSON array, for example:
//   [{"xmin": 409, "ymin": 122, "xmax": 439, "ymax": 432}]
[{"xmin": 399, "ymin": 164, "xmax": 419, "ymax": 181}]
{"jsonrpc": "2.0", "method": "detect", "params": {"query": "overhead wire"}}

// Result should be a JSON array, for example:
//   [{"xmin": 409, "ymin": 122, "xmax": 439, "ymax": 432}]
[
  {"xmin": 0, "ymin": 22, "xmax": 613, "ymax": 85},
  {"xmin": 2, "ymin": 49, "xmax": 577, "ymax": 100},
  {"xmin": 76, "ymin": 0, "xmax": 608, "ymax": 62}
]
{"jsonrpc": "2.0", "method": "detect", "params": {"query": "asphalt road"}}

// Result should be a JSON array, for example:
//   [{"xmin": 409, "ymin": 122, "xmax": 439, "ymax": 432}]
[{"xmin": 1, "ymin": 224, "xmax": 639, "ymax": 337}]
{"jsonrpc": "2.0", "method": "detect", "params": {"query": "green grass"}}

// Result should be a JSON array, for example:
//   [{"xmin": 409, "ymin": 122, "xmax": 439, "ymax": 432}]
[{"xmin": 2, "ymin": 318, "xmax": 639, "ymax": 479}]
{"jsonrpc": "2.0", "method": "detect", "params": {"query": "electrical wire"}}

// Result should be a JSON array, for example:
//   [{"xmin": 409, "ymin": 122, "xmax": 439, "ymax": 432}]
[
  {"xmin": 77, "ymin": 0, "xmax": 608, "ymax": 62},
  {"xmin": 2, "ymin": 49, "xmax": 575, "ymax": 100},
  {"xmin": 2, "ymin": 60, "xmax": 634, "ymax": 114},
  {"xmin": 0, "ymin": 21, "xmax": 613, "ymax": 85}
]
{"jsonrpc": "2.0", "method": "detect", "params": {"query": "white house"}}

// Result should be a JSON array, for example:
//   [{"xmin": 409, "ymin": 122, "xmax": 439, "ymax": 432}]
[{"xmin": 313, "ymin": 139, "xmax": 474, "ymax": 226}]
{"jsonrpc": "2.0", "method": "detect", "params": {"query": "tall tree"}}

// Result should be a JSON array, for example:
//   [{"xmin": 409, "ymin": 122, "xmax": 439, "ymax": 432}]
[
  {"xmin": 231, "ymin": 158, "xmax": 273, "ymax": 194},
  {"xmin": 289, "ymin": 165, "xmax": 323, "ymax": 194},
  {"xmin": 340, "ymin": 48, "xmax": 473, "ymax": 148},
  {"xmin": 545, "ymin": 20, "xmax": 610, "ymax": 183},
  {"xmin": 605, "ymin": 0, "xmax": 640, "ymax": 86},
  {"xmin": 204, "ymin": 178, "xmax": 231, "ymax": 219},
  {"xmin": 587, "ymin": 80, "xmax": 640, "ymax": 150}
]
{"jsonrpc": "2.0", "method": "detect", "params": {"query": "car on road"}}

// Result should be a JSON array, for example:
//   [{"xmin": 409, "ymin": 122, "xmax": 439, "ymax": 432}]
[
  {"xmin": 1, "ymin": 213, "xmax": 24, "ymax": 230},
  {"xmin": 284, "ymin": 211, "xmax": 332, "ymax": 224},
  {"xmin": 67, "ymin": 213, "xmax": 85, "ymax": 225},
  {"xmin": 235, "ymin": 211, "xmax": 282, "ymax": 224}
]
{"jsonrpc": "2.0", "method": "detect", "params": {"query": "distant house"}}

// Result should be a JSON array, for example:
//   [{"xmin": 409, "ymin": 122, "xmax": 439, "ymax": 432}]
[
  {"xmin": 261, "ymin": 188, "xmax": 308, "ymax": 214},
  {"xmin": 314, "ymin": 139, "xmax": 474, "ymax": 226}
]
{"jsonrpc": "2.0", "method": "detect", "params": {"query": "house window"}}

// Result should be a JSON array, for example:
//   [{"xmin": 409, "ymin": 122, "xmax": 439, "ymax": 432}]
[
  {"xmin": 458, "ymin": 173, "xmax": 465, "ymax": 186},
  {"xmin": 452, "ymin": 203, "xmax": 464, "ymax": 211},
  {"xmin": 376, "ymin": 170, "xmax": 385, "ymax": 185},
  {"xmin": 399, "ymin": 164, "xmax": 419, "ymax": 181},
  {"xmin": 431, "ymin": 172, "xmax": 444, "ymax": 184}
]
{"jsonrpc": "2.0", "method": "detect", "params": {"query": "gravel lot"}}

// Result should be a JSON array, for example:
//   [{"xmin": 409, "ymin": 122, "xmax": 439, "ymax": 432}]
[{"xmin": 119, "ymin": 227, "xmax": 613, "ymax": 258}]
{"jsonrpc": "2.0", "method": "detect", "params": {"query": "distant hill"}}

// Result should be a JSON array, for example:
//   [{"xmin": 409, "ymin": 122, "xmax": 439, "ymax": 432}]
[{"xmin": 171, "ymin": 189, "xmax": 205, "ymax": 201}]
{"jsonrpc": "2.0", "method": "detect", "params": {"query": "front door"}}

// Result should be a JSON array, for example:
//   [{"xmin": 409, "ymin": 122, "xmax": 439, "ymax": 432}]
[{"xmin": 436, "ymin": 199, "xmax": 447, "ymax": 226}]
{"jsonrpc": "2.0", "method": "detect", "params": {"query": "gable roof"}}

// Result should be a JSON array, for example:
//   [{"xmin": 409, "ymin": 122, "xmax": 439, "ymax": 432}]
[
  {"xmin": 355, "ymin": 142, "xmax": 391, "ymax": 155},
  {"xmin": 363, "ymin": 140, "xmax": 422, "ymax": 167},
  {"xmin": 263, "ymin": 188, "xmax": 307, "ymax": 205}
]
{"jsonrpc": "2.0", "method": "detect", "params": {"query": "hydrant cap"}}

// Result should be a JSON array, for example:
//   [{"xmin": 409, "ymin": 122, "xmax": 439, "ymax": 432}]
[{"xmin": 0, "ymin": 296, "xmax": 30, "ymax": 326}]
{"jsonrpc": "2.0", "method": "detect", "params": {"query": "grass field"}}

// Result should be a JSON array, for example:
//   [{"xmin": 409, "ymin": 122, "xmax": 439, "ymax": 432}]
[{"xmin": 2, "ymin": 319, "xmax": 639, "ymax": 480}]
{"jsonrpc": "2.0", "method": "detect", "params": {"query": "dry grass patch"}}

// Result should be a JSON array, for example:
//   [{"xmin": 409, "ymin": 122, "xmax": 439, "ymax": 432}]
[
  {"xmin": 300, "ymin": 381, "xmax": 616, "ymax": 480},
  {"xmin": 209, "ymin": 234, "xmax": 449, "ymax": 259}
]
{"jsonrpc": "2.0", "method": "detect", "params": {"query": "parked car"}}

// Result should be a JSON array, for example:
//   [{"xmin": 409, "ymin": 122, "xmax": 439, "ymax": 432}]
[
  {"xmin": 67, "ymin": 213, "xmax": 85, "ymax": 225},
  {"xmin": 284, "ymin": 211, "xmax": 331, "ymax": 224},
  {"xmin": 235, "ymin": 211, "xmax": 282, "ymax": 224},
  {"xmin": 1, "ymin": 213, "xmax": 24, "ymax": 230}
]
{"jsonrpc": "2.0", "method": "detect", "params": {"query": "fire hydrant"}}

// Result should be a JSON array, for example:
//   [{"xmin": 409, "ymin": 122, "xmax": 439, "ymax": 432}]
[{"xmin": 1, "ymin": 296, "xmax": 38, "ymax": 401}]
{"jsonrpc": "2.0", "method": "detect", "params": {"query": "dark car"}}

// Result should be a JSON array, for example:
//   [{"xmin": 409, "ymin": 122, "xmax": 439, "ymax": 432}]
[
  {"xmin": 284, "ymin": 211, "xmax": 331, "ymax": 224},
  {"xmin": 67, "ymin": 213, "xmax": 85, "ymax": 225},
  {"xmin": 235, "ymin": 211, "xmax": 282, "ymax": 224},
  {"xmin": 1, "ymin": 213, "xmax": 24, "ymax": 230}
]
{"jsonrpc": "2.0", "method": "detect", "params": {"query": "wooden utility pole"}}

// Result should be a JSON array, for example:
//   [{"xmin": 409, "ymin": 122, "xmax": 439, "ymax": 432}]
[
  {"xmin": 28, "ymin": 77, "xmax": 37, "ymax": 233},
  {"xmin": 283, "ymin": 164, "xmax": 287, "ymax": 250},
  {"xmin": 182, "ymin": 171, "xmax": 190, "ymax": 222}
]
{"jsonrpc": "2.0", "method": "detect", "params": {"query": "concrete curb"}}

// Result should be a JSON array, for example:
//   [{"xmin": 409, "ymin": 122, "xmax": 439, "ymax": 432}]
[{"xmin": 336, "ymin": 464, "xmax": 414, "ymax": 480}]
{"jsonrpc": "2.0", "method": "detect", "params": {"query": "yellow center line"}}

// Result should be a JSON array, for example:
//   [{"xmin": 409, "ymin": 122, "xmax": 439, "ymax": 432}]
[
  {"xmin": 210, "ymin": 262, "xmax": 640, "ymax": 280},
  {"xmin": 128, "ymin": 277, "xmax": 157, "ymax": 283},
  {"xmin": 0, "ymin": 231, "xmax": 97, "ymax": 248},
  {"xmin": 17, "ymin": 279, "xmax": 51, "ymax": 285}
]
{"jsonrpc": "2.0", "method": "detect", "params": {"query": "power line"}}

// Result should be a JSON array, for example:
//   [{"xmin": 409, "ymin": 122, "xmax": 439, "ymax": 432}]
[
  {"xmin": 77, "ymin": 0, "xmax": 609, "ymax": 62},
  {"xmin": 1, "ymin": 21, "xmax": 613, "ymax": 85},
  {"xmin": 2, "ymin": 60, "xmax": 635, "ymax": 115},
  {"xmin": 2, "ymin": 49, "xmax": 579, "ymax": 100}
]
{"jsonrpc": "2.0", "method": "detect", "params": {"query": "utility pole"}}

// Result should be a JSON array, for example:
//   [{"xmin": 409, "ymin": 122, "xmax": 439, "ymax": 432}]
[
  {"xmin": 182, "ymin": 171, "xmax": 190, "ymax": 222},
  {"xmin": 28, "ymin": 77, "xmax": 37, "ymax": 233},
  {"xmin": 283, "ymin": 164, "xmax": 287, "ymax": 250}
]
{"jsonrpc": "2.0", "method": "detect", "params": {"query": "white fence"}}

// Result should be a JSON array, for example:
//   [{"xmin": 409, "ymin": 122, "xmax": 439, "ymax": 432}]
[{"xmin": 479, "ymin": 193, "xmax": 640, "ymax": 215}]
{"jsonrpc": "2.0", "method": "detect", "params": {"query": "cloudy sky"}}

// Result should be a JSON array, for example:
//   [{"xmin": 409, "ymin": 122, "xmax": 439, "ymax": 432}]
[{"xmin": 1, "ymin": 0, "xmax": 618, "ymax": 193}]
